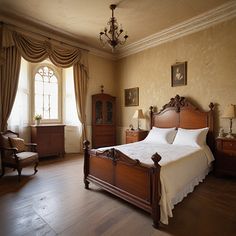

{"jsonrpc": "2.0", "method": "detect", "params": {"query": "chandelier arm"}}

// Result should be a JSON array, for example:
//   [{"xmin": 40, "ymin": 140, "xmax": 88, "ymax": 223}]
[
  {"xmin": 99, "ymin": 4, "xmax": 128, "ymax": 51},
  {"xmin": 104, "ymin": 32, "xmax": 112, "ymax": 41}
]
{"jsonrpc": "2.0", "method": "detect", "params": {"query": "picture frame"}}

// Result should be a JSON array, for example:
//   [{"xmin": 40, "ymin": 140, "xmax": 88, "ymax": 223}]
[
  {"xmin": 125, "ymin": 87, "xmax": 139, "ymax": 106},
  {"xmin": 171, "ymin": 61, "xmax": 187, "ymax": 87}
]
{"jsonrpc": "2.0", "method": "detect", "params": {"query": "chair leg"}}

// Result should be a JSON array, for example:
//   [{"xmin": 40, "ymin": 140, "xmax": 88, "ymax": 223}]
[
  {"xmin": 34, "ymin": 162, "xmax": 39, "ymax": 175},
  {"xmin": 0, "ymin": 165, "xmax": 5, "ymax": 178},
  {"xmin": 17, "ymin": 168, "xmax": 22, "ymax": 182}
]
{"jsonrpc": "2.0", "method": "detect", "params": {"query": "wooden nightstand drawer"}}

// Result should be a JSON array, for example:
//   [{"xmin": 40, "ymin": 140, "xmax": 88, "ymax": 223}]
[
  {"xmin": 126, "ymin": 130, "xmax": 148, "ymax": 144},
  {"xmin": 222, "ymin": 141, "xmax": 236, "ymax": 150},
  {"xmin": 215, "ymin": 137, "xmax": 236, "ymax": 177},
  {"xmin": 127, "ymin": 132, "xmax": 138, "ymax": 137},
  {"xmin": 223, "ymin": 150, "xmax": 236, "ymax": 157}
]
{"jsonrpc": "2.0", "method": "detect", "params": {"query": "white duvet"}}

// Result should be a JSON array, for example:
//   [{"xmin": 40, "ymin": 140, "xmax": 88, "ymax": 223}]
[{"xmin": 98, "ymin": 141, "xmax": 214, "ymax": 224}]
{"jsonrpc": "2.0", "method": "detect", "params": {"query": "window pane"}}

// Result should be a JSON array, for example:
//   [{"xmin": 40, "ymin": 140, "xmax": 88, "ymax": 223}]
[
  {"xmin": 50, "ymin": 75, "xmax": 57, "ymax": 83},
  {"xmin": 34, "ymin": 66, "xmax": 59, "ymax": 120},
  {"xmin": 35, "ymin": 94, "xmax": 43, "ymax": 115},
  {"xmin": 35, "ymin": 80, "xmax": 43, "ymax": 94},
  {"xmin": 44, "ymin": 82, "xmax": 50, "ymax": 95},
  {"xmin": 35, "ymin": 73, "xmax": 42, "ymax": 81}
]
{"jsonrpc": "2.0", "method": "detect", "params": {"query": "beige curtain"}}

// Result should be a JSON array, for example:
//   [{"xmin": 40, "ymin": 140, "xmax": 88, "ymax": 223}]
[
  {"xmin": 0, "ymin": 46, "xmax": 21, "ymax": 131},
  {"xmin": 1, "ymin": 27, "xmax": 89, "ymax": 150},
  {"xmin": 73, "ymin": 63, "xmax": 88, "ymax": 149}
]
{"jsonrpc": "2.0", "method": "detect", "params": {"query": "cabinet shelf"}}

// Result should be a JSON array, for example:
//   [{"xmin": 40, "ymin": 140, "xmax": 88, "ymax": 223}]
[{"xmin": 92, "ymin": 93, "xmax": 116, "ymax": 148}]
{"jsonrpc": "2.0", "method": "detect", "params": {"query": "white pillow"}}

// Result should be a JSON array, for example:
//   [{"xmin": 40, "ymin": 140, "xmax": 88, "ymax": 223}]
[
  {"xmin": 172, "ymin": 127, "xmax": 209, "ymax": 147},
  {"xmin": 144, "ymin": 127, "xmax": 177, "ymax": 144}
]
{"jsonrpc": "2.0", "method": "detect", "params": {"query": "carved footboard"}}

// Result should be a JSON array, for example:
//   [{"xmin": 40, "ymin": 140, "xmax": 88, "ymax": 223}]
[{"xmin": 83, "ymin": 140, "xmax": 162, "ymax": 228}]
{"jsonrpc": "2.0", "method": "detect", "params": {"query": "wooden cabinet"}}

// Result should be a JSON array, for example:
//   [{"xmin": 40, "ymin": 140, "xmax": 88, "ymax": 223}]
[
  {"xmin": 215, "ymin": 137, "xmax": 236, "ymax": 177},
  {"xmin": 92, "ymin": 93, "xmax": 116, "ymax": 148},
  {"xmin": 31, "ymin": 124, "xmax": 65, "ymax": 158},
  {"xmin": 126, "ymin": 130, "xmax": 148, "ymax": 144}
]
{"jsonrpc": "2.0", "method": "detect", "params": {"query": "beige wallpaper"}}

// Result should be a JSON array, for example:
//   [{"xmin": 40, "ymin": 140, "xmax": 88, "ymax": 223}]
[{"xmin": 116, "ymin": 18, "xmax": 236, "ymax": 144}]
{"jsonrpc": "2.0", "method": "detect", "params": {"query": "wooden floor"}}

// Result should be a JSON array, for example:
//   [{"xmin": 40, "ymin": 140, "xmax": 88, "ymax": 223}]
[{"xmin": 0, "ymin": 154, "xmax": 236, "ymax": 236}]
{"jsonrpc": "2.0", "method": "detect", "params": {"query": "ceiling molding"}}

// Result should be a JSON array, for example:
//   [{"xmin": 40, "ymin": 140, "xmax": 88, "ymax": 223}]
[
  {"xmin": 0, "ymin": 1, "xmax": 236, "ymax": 61},
  {"xmin": 117, "ymin": 0, "xmax": 236, "ymax": 59}
]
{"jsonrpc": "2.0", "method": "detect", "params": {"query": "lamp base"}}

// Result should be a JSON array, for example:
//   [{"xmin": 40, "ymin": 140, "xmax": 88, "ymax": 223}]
[{"xmin": 225, "ymin": 133, "xmax": 235, "ymax": 139}]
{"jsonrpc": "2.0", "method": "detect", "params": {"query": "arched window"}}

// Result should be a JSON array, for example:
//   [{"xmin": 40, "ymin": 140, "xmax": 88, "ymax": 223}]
[{"xmin": 34, "ymin": 66, "xmax": 59, "ymax": 120}]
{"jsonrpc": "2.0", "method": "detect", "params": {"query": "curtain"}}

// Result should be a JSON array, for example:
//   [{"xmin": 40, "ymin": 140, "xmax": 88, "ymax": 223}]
[
  {"xmin": 73, "ymin": 63, "xmax": 88, "ymax": 150},
  {"xmin": 64, "ymin": 67, "xmax": 82, "ymax": 153},
  {"xmin": 1, "ymin": 26, "xmax": 89, "ymax": 149},
  {"xmin": 8, "ymin": 58, "xmax": 30, "ymax": 142},
  {"xmin": 0, "ymin": 46, "xmax": 21, "ymax": 131}
]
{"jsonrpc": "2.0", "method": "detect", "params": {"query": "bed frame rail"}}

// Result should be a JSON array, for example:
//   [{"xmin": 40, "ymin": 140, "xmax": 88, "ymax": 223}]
[{"xmin": 83, "ymin": 140, "xmax": 161, "ymax": 228}]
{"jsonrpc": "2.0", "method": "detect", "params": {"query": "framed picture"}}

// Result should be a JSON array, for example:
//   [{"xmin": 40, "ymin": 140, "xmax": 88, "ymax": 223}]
[
  {"xmin": 125, "ymin": 87, "xmax": 139, "ymax": 106},
  {"xmin": 171, "ymin": 62, "xmax": 187, "ymax": 87}
]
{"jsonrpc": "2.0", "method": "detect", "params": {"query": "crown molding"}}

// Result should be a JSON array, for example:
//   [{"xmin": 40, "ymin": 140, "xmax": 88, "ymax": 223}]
[
  {"xmin": 117, "ymin": 0, "xmax": 236, "ymax": 59},
  {"xmin": 0, "ymin": 1, "xmax": 236, "ymax": 61},
  {"xmin": 0, "ymin": 8, "xmax": 115, "ymax": 60}
]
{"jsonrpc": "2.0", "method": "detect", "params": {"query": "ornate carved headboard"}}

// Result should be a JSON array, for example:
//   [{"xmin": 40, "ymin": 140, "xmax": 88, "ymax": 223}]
[{"xmin": 150, "ymin": 95, "xmax": 215, "ymax": 151}]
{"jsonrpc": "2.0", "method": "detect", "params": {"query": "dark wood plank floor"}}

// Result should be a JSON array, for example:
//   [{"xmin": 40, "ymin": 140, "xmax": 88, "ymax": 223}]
[{"xmin": 0, "ymin": 154, "xmax": 236, "ymax": 236}]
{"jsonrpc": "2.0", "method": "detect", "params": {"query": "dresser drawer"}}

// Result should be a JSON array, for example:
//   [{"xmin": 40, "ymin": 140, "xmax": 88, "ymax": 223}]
[{"xmin": 222, "ymin": 141, "xmax": 236, "ymax": 150}]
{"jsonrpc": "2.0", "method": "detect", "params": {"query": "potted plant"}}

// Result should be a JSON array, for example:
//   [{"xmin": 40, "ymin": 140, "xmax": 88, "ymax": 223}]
[{"xmin": 34, "ymin": 114, "xmax": 42, "ymax": 125}]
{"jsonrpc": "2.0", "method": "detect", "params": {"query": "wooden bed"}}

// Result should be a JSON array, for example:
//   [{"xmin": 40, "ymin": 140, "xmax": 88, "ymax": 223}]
[{"xmin": 83, "ymin": 95, "xmax": 214, "ymax": 228}]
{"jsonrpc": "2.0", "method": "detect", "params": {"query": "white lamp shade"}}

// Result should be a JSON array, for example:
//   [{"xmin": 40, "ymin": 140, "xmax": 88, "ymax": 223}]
[
  {"xmin": 133, "ymin": 109, "xmax": 145, "ymax": 119},
  {"xmin": 222, "ymin": 104, "xmax": 236, "ymax": 119}
]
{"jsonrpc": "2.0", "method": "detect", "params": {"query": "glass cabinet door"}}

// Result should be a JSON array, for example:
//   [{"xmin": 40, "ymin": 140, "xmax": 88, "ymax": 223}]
[
  {"xmin": 95, "ymin": 100, "xmax": 103, "ymax": 124},
  {"xmin": 106, "ymin": 101, "xmax": 113, "ymax": 124}
]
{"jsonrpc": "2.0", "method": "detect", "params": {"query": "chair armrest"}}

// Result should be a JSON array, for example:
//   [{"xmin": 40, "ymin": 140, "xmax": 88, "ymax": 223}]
[
  {"xmin": 25, "ymin": 143, "xmax": 37, "ymax": 152},
  {"xmin": 0, "ymin": 147, "xmax": 18, "ymax": 153},
  {"xmin": 0, "ymin": 146, "xmax": 19, "ymax": 161},
  {"xmin": 25, "ymin": 143, "xmax": 37, "ymax": 147}
]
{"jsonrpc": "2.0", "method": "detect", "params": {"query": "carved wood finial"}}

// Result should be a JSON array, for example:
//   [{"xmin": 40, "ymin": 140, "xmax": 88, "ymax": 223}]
[
  {"xmin": 161, "ymin": 94, "xmax": 187, "ymax": 113},
  {"xmin": 149, "ymin": 106, "xmax": 154, "ymax": 112},
  {"xmin": 101, "ymin": 85, "xmax": 104, "ymax": 93},
  {"xmin": 209, "ymin": 102, "xmax": 214, "ymax": 110},
  {"xmin": 151, "ymin": 153, "xmax": 161, "ymax": 166},
  {"xmin": 83, "ymin": 140, "xmax": 90, "ymax": 150}
]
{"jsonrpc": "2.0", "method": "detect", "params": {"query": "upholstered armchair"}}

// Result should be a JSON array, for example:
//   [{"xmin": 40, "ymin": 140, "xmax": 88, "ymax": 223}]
[{"xmin": 0, "ymin": 130, "xmax": 39, "ymax": 181}]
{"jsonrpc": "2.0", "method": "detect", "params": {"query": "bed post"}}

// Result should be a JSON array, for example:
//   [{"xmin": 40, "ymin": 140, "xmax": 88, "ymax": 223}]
[
  {"xmin": 149, "ymin": 106, "xmax": 154, "ymax": 129},
  {"xmin": 83, "ymin": 140, "xmax": 90, "ymax": 189},
  {"xmin": 207, "ymin": 102, "xmax": 215, "ymax": 152},
  {"xmin": 151, "ymin": 152, "xmax": 162, "ymax": 228}
]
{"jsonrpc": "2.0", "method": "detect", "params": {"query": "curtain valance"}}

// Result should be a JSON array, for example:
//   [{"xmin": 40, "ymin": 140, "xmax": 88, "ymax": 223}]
[{"xmin": 2, "ymin": 27, "xmax": 88, "ymax": 69}]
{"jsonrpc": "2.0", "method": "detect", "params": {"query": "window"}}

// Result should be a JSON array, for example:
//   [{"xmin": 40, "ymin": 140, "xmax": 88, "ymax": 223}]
[{"xmin": 34, "ymin": 65, "xmax": 60, "ymax": 121}]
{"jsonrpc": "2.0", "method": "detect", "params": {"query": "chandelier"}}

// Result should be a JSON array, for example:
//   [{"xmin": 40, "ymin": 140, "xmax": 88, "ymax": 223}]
[{"xmin": 99, "ymin": 4, "xmax": 128, "ymax": 52}]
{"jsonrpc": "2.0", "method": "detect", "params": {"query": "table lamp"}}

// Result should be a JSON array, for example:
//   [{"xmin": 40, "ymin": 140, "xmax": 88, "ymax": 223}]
[
  {"xmin": 133, "ymin": 109, "xmax": 145, "ymax": 130},
  {"xmin": 222, "ymin": 104, "xmax": 235, "ymax": 138}
]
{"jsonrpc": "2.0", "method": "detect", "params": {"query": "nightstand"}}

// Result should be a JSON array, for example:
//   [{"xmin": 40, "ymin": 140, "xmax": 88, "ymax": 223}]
[
  {"xmin": 215, "ymin": 137, "xmax": 236, "ymax": 177},
  {"xmin": 125, "ymin": 130, "xmax": 148, "ymax": 144}
]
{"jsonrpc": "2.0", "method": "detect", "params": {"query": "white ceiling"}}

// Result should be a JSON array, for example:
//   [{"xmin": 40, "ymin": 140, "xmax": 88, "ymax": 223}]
[{"xmin": 0, "ymin": 0, "xmax": 234, "ymax": 54}]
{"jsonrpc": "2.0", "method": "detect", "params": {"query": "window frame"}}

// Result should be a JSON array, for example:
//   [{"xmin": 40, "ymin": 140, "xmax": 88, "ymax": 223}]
[{"xmin": 31, "ymin": 62, "xmax": 62, "ymax": 124}]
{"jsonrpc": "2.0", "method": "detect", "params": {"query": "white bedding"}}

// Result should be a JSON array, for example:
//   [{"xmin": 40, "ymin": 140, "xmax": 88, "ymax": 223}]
[{"xmin": 98, "ymin": 141, "xmax": 214, "ymax": 224}]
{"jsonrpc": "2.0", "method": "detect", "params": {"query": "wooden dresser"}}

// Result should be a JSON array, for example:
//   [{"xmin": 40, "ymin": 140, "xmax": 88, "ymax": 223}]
[
  {"xmin": 215, "ymin": 137, "xmax": 236, "ymax": 177},
  {"xmin": 126, "ymin": 130, "xmax": 148, "ymax": 144},
  {"xmin": 31, "ymin": 124, "xmax": 65, "ymax": 158}
]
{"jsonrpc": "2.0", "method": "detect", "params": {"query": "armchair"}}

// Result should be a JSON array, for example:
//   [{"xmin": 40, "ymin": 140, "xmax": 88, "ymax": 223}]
[{"xmin": 0, "ymin": 130, "xmax": 39, "ymax": 181}]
